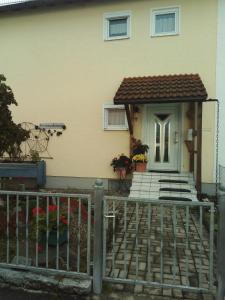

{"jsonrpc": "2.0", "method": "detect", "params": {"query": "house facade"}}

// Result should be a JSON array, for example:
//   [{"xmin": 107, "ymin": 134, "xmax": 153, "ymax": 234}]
[{"xmin": 0, "ymin": 0, "xmax": 218, "ymax": 192}]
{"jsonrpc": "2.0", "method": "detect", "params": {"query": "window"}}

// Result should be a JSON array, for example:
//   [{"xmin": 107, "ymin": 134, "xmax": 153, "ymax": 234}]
[
  {"xmin": 103, "ymin": 104, "xmax": 128, "ymax": 130},
  {"xmin": 104, "ymin": 11, "xmax": 131, "ymax": 41},
  {"xmin": 151, "ymin": 7, "xmax": 179, "ymax": 37}
]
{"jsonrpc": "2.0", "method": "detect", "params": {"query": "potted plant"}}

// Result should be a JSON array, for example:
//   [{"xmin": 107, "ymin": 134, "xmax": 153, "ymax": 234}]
[
  {"xmin": 132, "ymin": 154, "xmax": 148, "ymax": 172},
  {"xmin": 131, "ymin": 138, "xmax": 149, "ymax": 172},
  {"xmin": 0, "ymin": 75, "xmax": 46, "ymax": 187},
  {"xmin": 111, "ymin": 154, "xmax": 132, "ymax": 179}
]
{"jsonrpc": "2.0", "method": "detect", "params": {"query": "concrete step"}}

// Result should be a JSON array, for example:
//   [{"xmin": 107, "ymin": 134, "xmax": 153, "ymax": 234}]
[{"xmin": 129, "ymin": 172, "xmax": 198, "ymax": 202}]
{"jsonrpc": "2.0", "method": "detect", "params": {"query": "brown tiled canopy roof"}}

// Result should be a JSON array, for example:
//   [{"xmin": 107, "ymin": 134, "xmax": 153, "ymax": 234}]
[{"xmin": 114, "ymin": 74, "xmax": 208, "ymax": 104}]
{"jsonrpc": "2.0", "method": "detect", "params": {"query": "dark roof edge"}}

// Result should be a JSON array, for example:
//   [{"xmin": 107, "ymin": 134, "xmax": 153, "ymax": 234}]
[
  {"xmin": 0, "ymin": 0, "xmax": 81, "ymax": 13},
  {"xmin": 0, "ymin": 0, "xmax": 123, "ymax": 13},
  {"xmin": 114, "ymin": 97, "xmax": 208, "ymax": 105}
]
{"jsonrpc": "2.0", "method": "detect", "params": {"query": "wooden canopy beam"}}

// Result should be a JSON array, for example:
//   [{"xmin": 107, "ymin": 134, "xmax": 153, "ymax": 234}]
[
  {"xmin": 196, "ymin": 102, "xmax": 202, "ymax": 195},
  {"xmin": 125, "ymin": 104, "xmax": 133, "ymax": 135}
]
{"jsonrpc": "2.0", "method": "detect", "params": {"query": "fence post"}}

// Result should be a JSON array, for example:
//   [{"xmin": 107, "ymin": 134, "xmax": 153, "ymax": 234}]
[
  {"xmin": 217, "ymin": 195, "xmax": 225, "ymax": 300},
  {"xmin": 93, "ymin": 179, "xmax": 104, "ymax": 294}
]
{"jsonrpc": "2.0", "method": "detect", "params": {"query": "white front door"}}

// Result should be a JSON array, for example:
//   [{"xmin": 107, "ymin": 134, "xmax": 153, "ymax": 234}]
[{"xmin": 144, "ymin": 105, "xmax": 181, "ymax": 171}]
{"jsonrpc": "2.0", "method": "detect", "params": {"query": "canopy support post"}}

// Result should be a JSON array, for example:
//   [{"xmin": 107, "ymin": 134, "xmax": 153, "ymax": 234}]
[{"xmin": 196, "ymin": 102, "xmax": 202, "ymax": 195}]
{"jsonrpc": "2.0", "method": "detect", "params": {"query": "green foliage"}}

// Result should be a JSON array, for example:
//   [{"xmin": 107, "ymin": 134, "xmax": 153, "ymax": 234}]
[
  {"xmin": 132, "ymin": 138, "xmax": 149, "ymax": 155},
  {"xmin": 111, "ymin": 154, "xmax": 132, "ymax": 172},
  {"xmin": 0, "ymin": 75, "xmax": 29, "ymax": 158}
]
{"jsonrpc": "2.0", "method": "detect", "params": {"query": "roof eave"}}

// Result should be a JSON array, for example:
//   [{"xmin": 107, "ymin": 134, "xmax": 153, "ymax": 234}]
[{"xmin": 114, "ymin": 97, "xmax": 208, "ymax": 105}]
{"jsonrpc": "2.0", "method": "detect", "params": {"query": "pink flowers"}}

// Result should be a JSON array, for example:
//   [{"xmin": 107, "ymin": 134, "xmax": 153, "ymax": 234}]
[
  {"xmin": 48, "ymin": 205, "xmax": 57, "ymax": 213},
  {"xmin": 32, "ymin": 207, "xmax": 45, "ymax": 217},
  {"xmin": 38, "ymin": 244, "xmax": 43, "ymax": 253},
  {"xmin": 60, "ymin": 215, "xmax": 68, "ymax": 225}
]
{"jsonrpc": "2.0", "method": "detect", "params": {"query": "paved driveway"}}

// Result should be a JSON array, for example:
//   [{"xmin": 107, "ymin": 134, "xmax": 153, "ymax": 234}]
[{"xmin": 103, "ymin": 199, "xmax": 216, "ymax": 299}]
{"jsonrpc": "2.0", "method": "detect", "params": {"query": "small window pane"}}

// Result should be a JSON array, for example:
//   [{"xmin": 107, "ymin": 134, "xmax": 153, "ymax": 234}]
[
  {"xmin": 109, "ymin": 18, "xmax": 127, "ymax": 37},
  {"xmin": 155, "ymin": 13, "xmax": 176, "ymax": 34},
  {"xmin": 108, "ymin": 109, "xmax": 126, "ymax": 126}
]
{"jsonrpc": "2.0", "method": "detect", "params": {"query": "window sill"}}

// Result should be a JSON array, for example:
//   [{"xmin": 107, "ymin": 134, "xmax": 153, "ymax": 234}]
[
  {"xmin": 151, "ymin": 32, "xmax": 179, "ymax": 38},
  {"xmin": 104, "ymin": 35, "xmax": 130, "ymax": 41},
  {"xmin": 104, "ymin": 127, "xmax": 128, "ymax": 131}
]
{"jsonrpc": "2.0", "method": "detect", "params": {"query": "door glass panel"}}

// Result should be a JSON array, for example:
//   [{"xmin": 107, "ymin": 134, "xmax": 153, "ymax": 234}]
[
  {"xmin": 155, "ymin": 122, "xmax": 161, "ymax": 162},
  {"xmin": 163, "ymin": 121, "xmax": 170, "ymax": 162},
  {"xmin": 154, "ymin": 114, "xmax": 171, "ymax": 164}
]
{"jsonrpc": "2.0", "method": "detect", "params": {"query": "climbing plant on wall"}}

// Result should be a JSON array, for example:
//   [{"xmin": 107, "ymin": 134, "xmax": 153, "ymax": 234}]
[{"xmin": 0, "ymin": 74, "xmax": 29, "ymax": 158}]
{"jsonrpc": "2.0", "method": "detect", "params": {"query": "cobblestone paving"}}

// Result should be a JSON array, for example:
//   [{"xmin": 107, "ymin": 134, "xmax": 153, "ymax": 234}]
[{"xmin": 104, "ymin": 200, "xmax": 216, "ymax": 300}]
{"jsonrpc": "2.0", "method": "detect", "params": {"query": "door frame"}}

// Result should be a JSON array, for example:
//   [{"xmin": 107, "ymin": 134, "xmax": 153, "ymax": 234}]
[{"xmin": 142, "ymin": 103, "xmax": 183, "ymax": 172}]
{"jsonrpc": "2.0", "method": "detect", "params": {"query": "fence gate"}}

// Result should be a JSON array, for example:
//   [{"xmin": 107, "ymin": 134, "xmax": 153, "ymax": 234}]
[{"xmin": 103, "ymin": 196, "xmax": 215, "ymax": 294}]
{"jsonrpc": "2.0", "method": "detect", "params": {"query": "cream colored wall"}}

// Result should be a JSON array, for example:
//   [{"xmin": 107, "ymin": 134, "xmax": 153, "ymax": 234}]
[{"xmin": 0, "ymin": 0, "xmax": 217, "ymax": 182}]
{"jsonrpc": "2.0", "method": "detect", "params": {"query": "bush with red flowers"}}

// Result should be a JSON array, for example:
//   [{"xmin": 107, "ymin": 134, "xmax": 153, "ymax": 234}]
[{"xmin": 30, "ymin": 204, "xmax": 68, "ymax": 240}]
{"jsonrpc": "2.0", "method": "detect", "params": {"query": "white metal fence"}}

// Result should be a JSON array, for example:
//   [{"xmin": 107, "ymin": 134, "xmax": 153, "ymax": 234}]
[
  {"xmin": 103, "ymin": 196, "xmax": 215, "ymax": 293},
  {"xmin": 0, "ymin": 181, "xmax": 222, "ymax": 298},
  {"xmin": 0, "ymin": 191, "xmax": 92, "ymax": 277}
]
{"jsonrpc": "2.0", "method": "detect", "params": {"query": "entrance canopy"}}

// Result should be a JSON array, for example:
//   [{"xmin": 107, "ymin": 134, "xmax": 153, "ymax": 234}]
[
  {"xmin": 113, "ymin": 73, "xmax": 209, "ymax": 195},
  {"xmin": 114, "ymin": 74, "xmax": 207, "ymax": 105}
]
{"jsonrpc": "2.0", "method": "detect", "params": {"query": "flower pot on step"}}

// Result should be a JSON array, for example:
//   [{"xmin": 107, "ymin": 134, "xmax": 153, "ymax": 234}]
[
  {"xmin": 135, "ymin": 162, "xmax": 147, "ymax": 172},
  {"xmin": 116, "ymin": 167, "xmax": 126, "ymax": 179}
]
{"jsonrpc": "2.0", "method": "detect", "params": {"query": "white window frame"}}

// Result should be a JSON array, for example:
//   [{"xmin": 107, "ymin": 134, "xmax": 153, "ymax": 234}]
[
  {"xmin": 151, "ymin": 7, "xmax": 180, "ymax": 37},
  {"xmin": 103, "ymin": 104, "xmax": 128, "ymax": 130},
  {"xmin": 103, "ymin": 11, "xmax": 131, "ymax": 41}
]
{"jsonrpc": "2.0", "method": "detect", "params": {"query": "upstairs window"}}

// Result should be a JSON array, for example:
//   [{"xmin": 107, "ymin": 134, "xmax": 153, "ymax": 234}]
[
  {"xmin": 104, "ymin": 11, "xmax": 131, "ymax": 41},
  {"xmin": 151, "ymin": 7, "xmax": 179, "ymax": 37},
  {"xmin": 103, "ymin": 104, "xmax": 128, "ymax": 130}
]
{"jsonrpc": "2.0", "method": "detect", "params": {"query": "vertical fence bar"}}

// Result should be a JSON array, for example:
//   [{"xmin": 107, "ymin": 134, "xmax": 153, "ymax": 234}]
[
  {"xmin": 93, "ymin": 179, "xmax": 104, "ymax": 294},
  {"xmin": 6, "ymin": 194, "xmax": 9, "ymax": 264},
  {"xmin": 112, "ymin": 199, "xmax": 115, "ymax": 277},
  {"xmin": 46, "ymin": 196, "xmax": 49, "ymax": 269},
  {"xmin": 135, "ymin": 202, "xmax": 139, "ymax": 280},
  {"xmin": 160, "ymin": 204, "xmax": 164, "ymax": 284},
  {"xmin": 35, "ymin": 195, "xmax": 39, "ymax": 267},
  {"xmin": 25, "ymin": 195, "xmax": 29, "ymax": 266},
  {"xmin": 16, "ymin": 194, "xmax": 19, "ymax": 264},
  {"xmin": 217, "ymin": 196, "xmax": 225, "ymax": 300},
  {"xmin": 66, "ymin": 197, "xmax": 71, "ymax": 271},
  {"xmin": 86, "ymin": 197, "xmax": 91, "ymax": 275},
  {"xmin": 77, "ymin": 198, "xmax": 81, "ymax": 273},
  {"xmin": 199, "ymin": 206, "xmax": 203, "ymax": 287},
  {"xmin": 209, "ymin": 203, "xmax": 214, "ymax": 290},
  {"xmin": 147, "ymin": 203, "xmax": 152, "ymax": 281},
  {"xmin": 123, "ymin": 200, "xmax": 127, "ymax": 278},
  {"xmin": 185, "ymin": 206, "xmax": 190, "ymax": 285},
  {"xmin": 172, "ymin": 205, "xmax": 177, "ymax": 283},
  {"xmin": 56, "ymin": 196, "xmax": 60, "ymax": 270},
  {"xmin": 102, "ymin": 199, "xmax": 107, "ymax": 279}
]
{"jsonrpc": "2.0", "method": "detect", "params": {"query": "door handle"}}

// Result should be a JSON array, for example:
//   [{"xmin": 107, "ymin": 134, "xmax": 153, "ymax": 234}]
[{"xmin": 174, "ymin": 131, "xmax": 179, "ymax": 144}]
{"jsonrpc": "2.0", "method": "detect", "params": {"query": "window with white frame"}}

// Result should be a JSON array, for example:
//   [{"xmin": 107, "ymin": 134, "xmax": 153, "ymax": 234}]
[
  {"xmin": 104, "ymin": 11, "xmax": 131, "ymax": 41},
  {"xmin": 151, "ymin": 7, "xmax": 179, "ymax": 37},
  {"xmin": 103, "ymin": 104, "xmax": 128, "ymax": 130}
]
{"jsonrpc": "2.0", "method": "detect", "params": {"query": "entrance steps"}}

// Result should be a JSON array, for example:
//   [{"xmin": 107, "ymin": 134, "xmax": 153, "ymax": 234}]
[{"xmin": 129, "ymin": 172, "xmax": 198, "ymax": 201}]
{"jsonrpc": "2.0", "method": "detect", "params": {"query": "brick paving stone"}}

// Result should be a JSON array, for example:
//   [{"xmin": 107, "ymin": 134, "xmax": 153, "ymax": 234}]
[
  {"xmin": 173, "ymin": 288, "xmax": 183, "ymax": 298},
  {"xmin": 202, "ymin": 293, "xmax": 215, "ymax": 300},
  {"xmin": 163, "ymin": 289, "xmax": 172, "ymax": 296},
  {"xmin": 134, "ymin": 284, "xmax": 143, "ymax": 293}
]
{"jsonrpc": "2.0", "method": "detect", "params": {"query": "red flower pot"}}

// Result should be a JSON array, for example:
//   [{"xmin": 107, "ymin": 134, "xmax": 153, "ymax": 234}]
[
  {"xmin": 116, "ymin": 167, "xmax": 126, "ymax": 179},
  {"xmin": 135, "ymin": 162, "xmax": 147, "ymax": 172}
]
